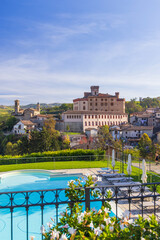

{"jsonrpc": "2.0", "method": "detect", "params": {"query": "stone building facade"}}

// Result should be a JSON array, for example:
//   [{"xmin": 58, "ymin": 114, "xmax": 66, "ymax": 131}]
[
  {"xmin": 61, "ymin": 86, "xmax": 128, "ymax": 132},
  {"xmin": 73, "ymin": 86, "xmax": 125, "ymax": 113},
  {"xmin": 12, "ymin": 100, "xmax": 40, "ymax": 120}
]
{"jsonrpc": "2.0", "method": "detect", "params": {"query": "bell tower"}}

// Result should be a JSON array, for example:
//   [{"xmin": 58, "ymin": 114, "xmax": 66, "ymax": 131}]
[
  {"xmin": 90, "ymin": 86, "xmax": 99, "ymax": 96},
  {"xmin": 15, "ymin": 100, "xmax": 20, "ymax": 114},
  {"xmin": 37, "ymin": 102, "xmax": 40, "ymax": 112}
]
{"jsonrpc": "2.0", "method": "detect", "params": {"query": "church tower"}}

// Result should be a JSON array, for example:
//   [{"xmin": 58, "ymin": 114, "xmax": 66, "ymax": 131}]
[
  {"xmin": 15, "ymin": 100, "xmax": 20, "ymax": 114},
  {"xmin": 37, "ymin": 102, "xmax": 40, "ymax": 113}
]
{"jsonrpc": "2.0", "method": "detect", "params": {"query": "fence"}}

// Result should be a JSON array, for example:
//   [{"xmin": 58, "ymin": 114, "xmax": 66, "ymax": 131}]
[
  {"xmin": 0, "ymin": 182, "xmax": 160, "ymax": 240},
  {"xmin": 0, "ymin": 154, "xmax": 159, "ymax": 181}
]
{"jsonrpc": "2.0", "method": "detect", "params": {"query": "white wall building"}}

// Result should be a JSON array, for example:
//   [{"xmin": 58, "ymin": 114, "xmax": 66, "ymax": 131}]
[
  {"xmin": 13, "ymin": 120, "xmax": 36, "ymax": 134},
  {"xmin": 62, "ymin": 111, "xmax": 128, "ymax": 132}
]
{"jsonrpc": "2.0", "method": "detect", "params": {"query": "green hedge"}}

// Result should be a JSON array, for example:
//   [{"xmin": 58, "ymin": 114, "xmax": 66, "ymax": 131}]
[{"xmin": 0, "ymin": 149, "xmax": 105, "ymax": 165}]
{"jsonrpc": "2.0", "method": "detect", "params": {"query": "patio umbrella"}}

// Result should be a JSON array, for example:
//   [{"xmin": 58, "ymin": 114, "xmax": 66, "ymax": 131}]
[
  {"xmin": 112, "ymin": 149, "xmax": 115, "ymax": 172},
  {"xmin": 127, "ymin": 154, "xmax": 132, "ymax": 176},
  {"xmin": 141, "ymin": 159, "xmax": 147, "ymax": 183}
]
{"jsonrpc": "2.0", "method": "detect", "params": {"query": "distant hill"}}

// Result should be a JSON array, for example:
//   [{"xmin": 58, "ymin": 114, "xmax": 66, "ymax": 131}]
[{"xmin": 19, "ymin": 103, "xmax": 62, "ymax": 109}]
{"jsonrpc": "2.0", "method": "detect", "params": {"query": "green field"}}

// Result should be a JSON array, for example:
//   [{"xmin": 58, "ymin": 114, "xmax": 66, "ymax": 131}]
[{"xmin": 0, "ymin": 107, "xmax": 13, "ymax": 122}]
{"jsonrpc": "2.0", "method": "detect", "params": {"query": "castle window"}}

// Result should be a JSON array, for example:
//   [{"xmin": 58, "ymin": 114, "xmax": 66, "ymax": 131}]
[
  {"xmin": 111, "ymin": 103, "xmax": 114, "ymax": 106},
  {"xmin": 96, "ymin": 122, "xmax": 98, "ymax": 126},
  {"xmin": 89, "ymin": 122, "xmax": 90, "ymax": 126},
  {"xmin": 95, "ymin": 98, "xmax": 97, "ymax": 101},
  {"xmin": 83, "ymin": 102, "xmax": 85, "ymax": 104},
  {"xmin": 102, "ymin": 121, "xmax": 103, "ymax": 125},
  {"xmin": 90, "ymin": 103, "xmax": 92, "ymax": 106},
  {"xmin": 92, "ymin": 122, "xmax": 94, "ymax": 126},
  {"xmin": 95, "ymin": 103, "xmax": 97, "ymax": 106},
  {"xmin": 101, "ymin": 99, "xmax": 103, "ymax": 101},
  {"xmin": 101, "ymin": 103, "xmax": 103, "ymax": 106},
  {"xmin": 85, "ymin": 115, "xmax": 87, "ymax": 119},
  {"xmin": 83, "ymin": 106, "xmax": 85, "ymax": 110},
  {"xmin": 92, "ymin": 115, "xmax": 94, "ymax": 119},
  {"xmin": 95, "ymin": 115, "xmax": 97, "ymax": 118},
  {"xmin": 85, "ymin": 122, "xmax": 87, "ymax": 126},
  {"xmin": 88, "ymin": 115, "xmax": 90, "ymax": 119}
]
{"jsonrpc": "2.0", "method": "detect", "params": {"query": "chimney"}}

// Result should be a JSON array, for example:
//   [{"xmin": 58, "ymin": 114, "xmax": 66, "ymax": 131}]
[{"xmin": 115, "ymin": 92, "xmax": 119, "ymax": 99}]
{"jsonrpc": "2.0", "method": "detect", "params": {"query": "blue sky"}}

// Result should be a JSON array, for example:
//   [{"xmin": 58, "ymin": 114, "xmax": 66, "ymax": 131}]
[{"xmin": 1, "ymin": 0, "xmax": 160, "ymax": 105}]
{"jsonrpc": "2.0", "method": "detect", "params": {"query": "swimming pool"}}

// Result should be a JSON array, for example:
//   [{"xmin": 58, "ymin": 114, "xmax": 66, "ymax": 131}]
[{"xmin": 0, "ymin": 170, "xmax": 115, "ymax": 240}]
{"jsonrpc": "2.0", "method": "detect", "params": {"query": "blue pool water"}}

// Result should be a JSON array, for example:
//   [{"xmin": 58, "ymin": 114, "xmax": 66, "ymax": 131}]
[{"xmin": 0, "ymin": 170, "xmax": 114, "ymax": 240}]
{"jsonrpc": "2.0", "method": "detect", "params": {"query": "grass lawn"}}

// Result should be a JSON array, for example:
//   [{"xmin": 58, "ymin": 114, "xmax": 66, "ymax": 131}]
[
  {"xmin": 63, "ymin": 132, "xmax": 82, "ymax": 135},
  {"xmin": 0, "ymin": 161, "xmax": 109, "ymax": 172},
  {"xmin": 0, "ymin": 160, "xmax": 159, "ymax": 183}
]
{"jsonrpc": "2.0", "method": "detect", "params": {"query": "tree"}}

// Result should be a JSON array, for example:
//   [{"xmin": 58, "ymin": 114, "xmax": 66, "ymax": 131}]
[
  {"xmin": 5, "ymin": 142, "xmax": 13, "ymax": 155},
  {"xmin": 62, "ymin": 134, "xmax": 70, "ymax": 149},
  {"xmin": 97, "ymin": 125, "xmax": 114, "ymax": 150},
  {"xmin": 43, "ymin": 119, "xmax": 56, "ymax": 134},
  {"xmin": 1, "ymin": 116, "xmax": 18, "ymax": 132},
  {"xmin": 29, "ymin": 130, "xmax": 43, "ymax": 153},
  {"xmin": 138, "ymin": 133, "xmax": 152, "ymax": 158},
  {"xmin": 17, "ymin": 137, "xmax": 29, "ymax": 155},
  {"xmin": 66, "ymin": 124, "xmax": 70, "ymax": 132}
]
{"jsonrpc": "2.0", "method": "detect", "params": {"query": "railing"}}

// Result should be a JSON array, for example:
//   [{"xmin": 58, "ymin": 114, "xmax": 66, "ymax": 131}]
[{"xmin": 1, "ymin": 182, "xmax": 160, "ymax": 240}]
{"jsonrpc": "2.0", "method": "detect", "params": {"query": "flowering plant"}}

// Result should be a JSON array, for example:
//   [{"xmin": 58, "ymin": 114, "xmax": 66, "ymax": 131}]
[{"xmin": 32, "ymin": 176, "xmax": 160, "ymax": 240}]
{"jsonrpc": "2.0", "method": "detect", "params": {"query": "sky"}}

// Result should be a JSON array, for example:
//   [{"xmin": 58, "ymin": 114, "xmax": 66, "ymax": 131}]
[{"xmin": 1, "ymin": 0, "xmax": 160, "ymax": 105}]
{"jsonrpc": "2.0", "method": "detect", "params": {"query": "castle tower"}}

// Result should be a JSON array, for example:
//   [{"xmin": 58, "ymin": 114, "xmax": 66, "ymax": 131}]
[
  {"xmin": 90, "ymin": 86, "xmax": 99, "ymax": 96},
  {"xmin": 37, "ymin": 102, "xmax": 40, "ymax": 112},
  {"xmin": 15, "ymin": 100, "xmax": 20, "ymax": 115}
]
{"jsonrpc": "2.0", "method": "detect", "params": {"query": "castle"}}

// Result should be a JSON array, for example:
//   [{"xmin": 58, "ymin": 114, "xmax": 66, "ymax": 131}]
[{"xmin": 60, "ymin": 86, "xmax": 128, "ymax": 132}]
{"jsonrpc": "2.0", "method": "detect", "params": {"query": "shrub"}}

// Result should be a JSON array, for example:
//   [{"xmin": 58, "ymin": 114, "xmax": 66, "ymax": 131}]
[{"xmin": 0, "ymin": 149, "xmax": 105, "ymax": 165}]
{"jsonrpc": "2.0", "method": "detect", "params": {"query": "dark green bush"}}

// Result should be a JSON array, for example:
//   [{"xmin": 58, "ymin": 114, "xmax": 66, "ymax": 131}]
[{"xmin": 0, "ymin": 149, "xmax": 105, "ymax": 165}]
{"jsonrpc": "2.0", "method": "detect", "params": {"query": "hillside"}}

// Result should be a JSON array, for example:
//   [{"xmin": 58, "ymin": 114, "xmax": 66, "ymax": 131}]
[
  {"xmin": 20, "ymin": 103, "xmax": 62, "ymax": 109},
  {"xmin": 0, "ymin": 107, "xmax": 13, "ymax": 122}
]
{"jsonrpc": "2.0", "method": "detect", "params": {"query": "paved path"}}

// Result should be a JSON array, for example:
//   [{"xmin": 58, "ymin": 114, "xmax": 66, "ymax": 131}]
[{"xmin": 132, "ymin": 162, "xmax": 160, "ymax": 174}]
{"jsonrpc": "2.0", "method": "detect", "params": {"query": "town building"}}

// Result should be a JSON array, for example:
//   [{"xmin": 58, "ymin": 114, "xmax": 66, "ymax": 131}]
[
  {"xmin": 130, "ymin": 108, "xmax": 160, "ymax": 127},
  {"xmin": 110, "ymin": 124, "xmax": 153, "ymax": 146},
  {"xmin": 13, "ymin": 120, "xmax": 36, "ymax": 134},
  {"xmin": 12, "ymin": 100, "xmax": 40, "ymax": 120},
  {"xmin": 60, "ymin": 86, "xmax": 128, "ymax": 132}
]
